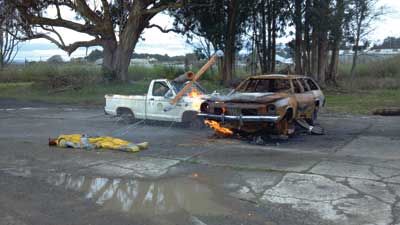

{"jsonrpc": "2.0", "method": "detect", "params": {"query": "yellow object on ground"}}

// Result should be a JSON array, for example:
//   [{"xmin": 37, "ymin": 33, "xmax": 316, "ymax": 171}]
[{"xmin": 54, "ymin": 134, "xmax": 148, "ymax": 152}]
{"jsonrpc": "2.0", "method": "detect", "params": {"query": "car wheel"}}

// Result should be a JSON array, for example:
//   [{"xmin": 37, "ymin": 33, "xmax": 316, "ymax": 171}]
[
  {"xmin": 306, "ymin": 106, "xmax": 318, "ymax": 126},
  {"xmin": 278, "ymin": 111, "xmax": 296, "ymax": 136}
]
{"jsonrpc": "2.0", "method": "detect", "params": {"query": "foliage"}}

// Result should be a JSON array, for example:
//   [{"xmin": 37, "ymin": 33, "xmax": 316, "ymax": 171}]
[
  {"xmin": 0, "ymin": 0, "xmax": 20, "ymax": 69},
  {"xmin": 85, "ymin": 49, "xmax": 103, "ymax": 62},
  {"xmin": 372, "ymin": 37, "xmax": 400, "ymax": 50},
  {"xmin": 338, "ymin": 55, "xmax": 400, "ymax": 90},
  {"xmin": 7, "ymin": 0, "xmax": 184, "ymax": 81},
  {"xmin": 46, "ymin": 55, "xmax": 64, "ymax": 63},
  {"xmin": 170, "ymin": 0, "xmax": 256, "ymax": 84}
]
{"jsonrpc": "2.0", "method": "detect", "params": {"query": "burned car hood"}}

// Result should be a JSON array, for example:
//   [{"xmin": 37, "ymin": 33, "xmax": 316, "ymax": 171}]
[{"xmin": 207, "ymin": 92, "xmax": 287, "ymax": 104}]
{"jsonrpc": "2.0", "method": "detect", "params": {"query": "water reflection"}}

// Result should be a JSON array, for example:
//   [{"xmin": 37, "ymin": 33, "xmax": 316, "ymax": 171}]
[{"xmin": 47, "ymin": 173, "xmax": 228, "ymax": 216}]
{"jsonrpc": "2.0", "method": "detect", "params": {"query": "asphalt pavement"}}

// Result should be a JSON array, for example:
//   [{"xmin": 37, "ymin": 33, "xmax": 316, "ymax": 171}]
[{"xmin": 1, "ymin": 100, "xmax": 400, "ymax": 225}]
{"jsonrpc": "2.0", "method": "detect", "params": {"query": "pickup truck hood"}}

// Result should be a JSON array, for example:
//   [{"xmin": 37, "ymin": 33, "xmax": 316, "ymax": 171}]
[{"xmin": 208, "ymin": 92, "xmax": 287, "ymax": 104}]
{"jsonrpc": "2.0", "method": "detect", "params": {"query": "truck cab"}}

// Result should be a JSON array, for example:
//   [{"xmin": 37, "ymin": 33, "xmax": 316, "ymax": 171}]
[{"xmin": 105, "ymin": 79, "xmax": 205, "ymax": 123}]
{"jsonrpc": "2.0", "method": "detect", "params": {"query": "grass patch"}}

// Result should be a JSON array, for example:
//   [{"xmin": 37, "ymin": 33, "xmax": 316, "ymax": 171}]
[
  {"xmin": 0, "ymin": 81, "xmax": 149, "ymax": 105},
  {"xmin": 326, "ymin": 89, "xmax": 400, "ymax": 114}
]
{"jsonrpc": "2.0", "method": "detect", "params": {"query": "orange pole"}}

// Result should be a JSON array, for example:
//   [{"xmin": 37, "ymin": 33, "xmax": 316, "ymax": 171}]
[{"xmin": 170, "ymin": 51, "xmax": 223, "ymax": 105}]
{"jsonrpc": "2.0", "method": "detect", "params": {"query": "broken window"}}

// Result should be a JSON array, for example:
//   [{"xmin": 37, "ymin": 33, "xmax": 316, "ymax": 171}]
[
  {"xmin": 299, "ymin": 79, "xmax": 311, "ymax": 92},
  {"xmin": 306, "ymin": 79, "xmax": 319, "ymax": 90},
  {"xmin": 237, "ymin": 79, "xmax": 291, "ymax": 93},
  {"xmin": 153, "ymin": 82, "xmax": 170, "ymax": 96},
  {"xmin": 293, "ymin": 80, "xmax": 302, "ymax": 93}
]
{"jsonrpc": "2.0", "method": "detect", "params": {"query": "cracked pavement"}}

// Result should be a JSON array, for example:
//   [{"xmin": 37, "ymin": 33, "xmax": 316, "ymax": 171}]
[{"xmin": 1, "ymin": 101, "xmax": 400, "ymax": 225}]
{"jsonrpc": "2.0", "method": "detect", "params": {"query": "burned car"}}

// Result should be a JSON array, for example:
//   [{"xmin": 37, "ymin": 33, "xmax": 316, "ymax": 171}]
[{"xmin": 198, "ymin": 75, "xmax": 325, "ymax": 135}]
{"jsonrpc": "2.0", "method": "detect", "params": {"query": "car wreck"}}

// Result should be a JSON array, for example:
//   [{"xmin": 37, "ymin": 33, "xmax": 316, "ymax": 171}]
[{"xmin": 198, "ymin": 75, "xmax": 325, "ymax": 136}]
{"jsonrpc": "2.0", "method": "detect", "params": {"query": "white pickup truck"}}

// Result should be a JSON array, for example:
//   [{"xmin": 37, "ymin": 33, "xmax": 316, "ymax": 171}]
[{"xmin": 105, "ymin": 79, "xmax": 207, "ymax": 123}]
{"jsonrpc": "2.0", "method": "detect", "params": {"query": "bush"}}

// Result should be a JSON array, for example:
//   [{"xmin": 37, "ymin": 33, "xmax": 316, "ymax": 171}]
[
  {"xmin": 47, "ymin": 55, "xmax": 64, "ymax": 63},
  {"xmin": 338, "ymin": 56, "xmax": 400, "ymax": 90},
  {"xmin": 127, "ymin": 65, "xmax": 185, "ymax": 81}
]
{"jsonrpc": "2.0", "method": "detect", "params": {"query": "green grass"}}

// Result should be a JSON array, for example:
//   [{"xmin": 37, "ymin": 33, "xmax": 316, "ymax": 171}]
[
  {"xmin": 1, "ymin": 59, "xmax": 400, "ymax": 114},
  {"xmin": 0, "ymin": 81, "xmax": 149, "ymax": 105},
  {"xmin": 325, "ymin": 89, "xmax": 400, "ymax": 114}
]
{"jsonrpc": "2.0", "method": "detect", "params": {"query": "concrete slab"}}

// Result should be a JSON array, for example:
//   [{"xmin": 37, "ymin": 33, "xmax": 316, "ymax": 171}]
[
  {"xmin": 82, "ymin": 164, "xmax": 134, "ymax": 177},
  {"xmin": 337, "ymin": 136, "xmax": 400, "ymax": 160},
  {"xmin": 261, "ymin": 173, "xmax": 394, "ymax": 225},
  {"xmin": 195, "ymin": 145, "xmax": 321, "ymax": 172},
  {"xmin": 310, "ymin": 160, "xmax": 399, "ymax": 180},
  {"xmin": 109, "ymin": 157, "xmax": 180, "ymax": 178}
]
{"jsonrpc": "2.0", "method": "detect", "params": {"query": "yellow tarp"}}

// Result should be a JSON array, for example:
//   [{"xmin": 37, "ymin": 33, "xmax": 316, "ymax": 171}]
[{"xmin": 55, "ymin": 134, "xmax": 148, "ymax": 152}]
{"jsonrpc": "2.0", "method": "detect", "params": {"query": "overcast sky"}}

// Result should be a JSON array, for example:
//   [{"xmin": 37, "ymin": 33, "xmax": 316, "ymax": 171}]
[{"xmin": 15, "ymin": 0, "xmax": 400, "ymax": 61}]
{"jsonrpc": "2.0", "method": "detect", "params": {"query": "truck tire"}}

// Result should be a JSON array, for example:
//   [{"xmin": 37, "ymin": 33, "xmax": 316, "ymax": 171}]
[
  {"xmin": 182, "ymin": 111, "xmax": 205, "ymax": 129},
  {"xmin": 117, "ymin": 108, "xmax": 135, "ymax": 124}
]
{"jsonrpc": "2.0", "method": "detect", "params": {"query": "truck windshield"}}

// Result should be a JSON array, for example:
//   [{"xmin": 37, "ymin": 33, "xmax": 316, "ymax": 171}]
[
  {"xmin": 171, "ymin": 81, "xmax": 206, "ymax": 95},
  {"xmin": 236, "ymin": 79, "xmax": 292, "ymax": 93}
]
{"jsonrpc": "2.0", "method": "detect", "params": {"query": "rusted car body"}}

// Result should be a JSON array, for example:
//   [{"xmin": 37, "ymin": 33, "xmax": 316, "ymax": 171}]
[{"xmin": 198, "ymin": 74, "xmax": 325, "ymax": 135}]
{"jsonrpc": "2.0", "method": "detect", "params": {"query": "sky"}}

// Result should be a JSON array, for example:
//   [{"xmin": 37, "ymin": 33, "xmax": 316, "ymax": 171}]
[{"xmin": 14, "ymin": 0, "xmax": 400, "ymax": 61}]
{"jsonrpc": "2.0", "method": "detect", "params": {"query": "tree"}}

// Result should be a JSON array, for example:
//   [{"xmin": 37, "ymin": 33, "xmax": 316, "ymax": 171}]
[
  {"xmin": 85, "ymin": 49, "xmax": 103, "ymax": 62},
  {"xmin": 251, "ymin": 0, "xmax": 289, "ymax": 74},
  {"xmin": 8, "ymin": 0, "xmax": 184, "ymax": 81},
  {"xmin": 372, "ymin": 37, "xmax": 400, "ymax": 49},
  {"xmin": 327, "ymin": 0, "xmax": 346, "ymax": 85},
  {"xmin": 346, "ymin": 0, "xmax": 384, "ymax": 81},
  {"xmin": 0, "ymin": 1, "xmax": 20, "ymax": 69},
  {"xmin": 171, "ymin": 0, "xmax": 255, "ymax": 86},
  {"xmin": 47, "ymin": 55, "xmax": 64, "ymax": 63},
  {"xmin": 289, "ymin": 0, "xmax": 346, "ymax": 86}
]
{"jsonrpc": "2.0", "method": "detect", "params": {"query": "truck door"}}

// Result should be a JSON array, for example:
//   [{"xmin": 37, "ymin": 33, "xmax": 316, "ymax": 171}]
[
  {"xmin": 147, "ymin": 81, "xmax": 180, "ymax": 121},
  {"xmin": 293, "ymin": 79, "xmax": 314, "ymax": 118}
]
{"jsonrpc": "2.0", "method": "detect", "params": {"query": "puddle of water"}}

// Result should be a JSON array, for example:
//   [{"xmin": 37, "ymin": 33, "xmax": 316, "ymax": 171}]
[{"xmin": 46, "ymin": 173, "xmax": 229, "ymax": 217}]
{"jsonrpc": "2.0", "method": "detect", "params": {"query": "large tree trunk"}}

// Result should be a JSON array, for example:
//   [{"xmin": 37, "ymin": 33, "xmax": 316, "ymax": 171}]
[
  {"xmin": 101, "ymin": 1, "xmax": 145, "ymax": 82},
  {"xmin": 222, "ymin": 48, "xmax": 234, "ymax": 86},
  {"xmin": 350, "ymin": 48, "xmax": 359, "ymax": 81},
  {"xmin": 267, "ymin": 0, "xmax": 272, "ymax": 72},
  {"xmin": 102, "ymin": 38, "xmax": 139, "ymax": 81},
  {"xmin": 294, "ymin": 0, "xmax": 303, "ymax": 74},
  {"xmin": 327, "ymin": 0, "xmax": 344, "ymax": 85},
  {"xmin": 303, "ymin": 0, "xmax": 312, "ymax": 76},
  {"xmin": 311, "ymin": 29, "xmax": 318, "ymax": 80},
  {"xmin": 260, "ymin": 0, "xmax": 267, "ymax": 73},
  {"xmin": 329, "ymin": 45, "xmax": 340, "ymax": 85},
  {"xmin": 271, "ymin": 6, "xmax": 277, "ymax": 73},
  {"xmin": 221, "ymin": 0, "xmax": 238, "ymax": 86},
  {"xmin": 0, "ymin": 30, "xmax": 3, "ymax": 70},
  {"xmin": 350, "ymin": 21, "xmax": 362, "ymax": 82},
  {"xmin": 317, "ymin": 33, "xmax": 328, "ymax": 87}
]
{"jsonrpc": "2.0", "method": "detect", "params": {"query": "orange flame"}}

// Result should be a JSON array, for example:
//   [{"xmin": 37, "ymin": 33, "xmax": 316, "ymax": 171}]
[
  {"xmin": 204, "ymin": 120, "xmax": 234, "ymax": 135},
  {"xmin": 187, "ymin": 88, "xmax": 203, "ymax": 110}
]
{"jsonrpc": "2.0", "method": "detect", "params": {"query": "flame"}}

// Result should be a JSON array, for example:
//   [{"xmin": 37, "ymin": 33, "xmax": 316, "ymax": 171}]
[
  {"xmin": 187, "ymin": 88, "xmax": 203, "ymax": 110},
  {"xmin": 204, "ymin": 120, "xmax": 234, "ymax": 135}
]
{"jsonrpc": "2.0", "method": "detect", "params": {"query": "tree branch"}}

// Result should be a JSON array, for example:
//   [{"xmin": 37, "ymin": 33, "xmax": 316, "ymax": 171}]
[
  {"xmin": 13, "ymin": 3, "xmax": 103, "ymax": 36},
  {"xmin": 20, "ymin": 33, "xmax": 102, "ymax": 55},
  {"xmin": 146, "ymin": 24, "xmax": 183, "ymax": 33},
  {"xmin": 40, "ymin": 25, "xmax": 66, "ymax": 47},
  {"xmin": 100, "ymin": 0, "xmax": 111, "ymax": 20},
  {"xmin": 145, "ymin": 1, "xmax": 183, "ymax": 15},
  {"xmin": 74, "ymin": 0, "xmax": 103, "ymax": 24}
]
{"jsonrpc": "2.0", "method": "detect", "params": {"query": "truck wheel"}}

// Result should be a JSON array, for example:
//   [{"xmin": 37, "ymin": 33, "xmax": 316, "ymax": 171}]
[
  {"xmin": 182, "ymin": 111, "xmax": 205, "ymax": 129},
  {"xmin": 117, "ymin": 108, "xmax": 135, "ymax": 124},
  {"xmin": 190, "ymin": 117, "xmax": 206, "ymax": 129}
]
